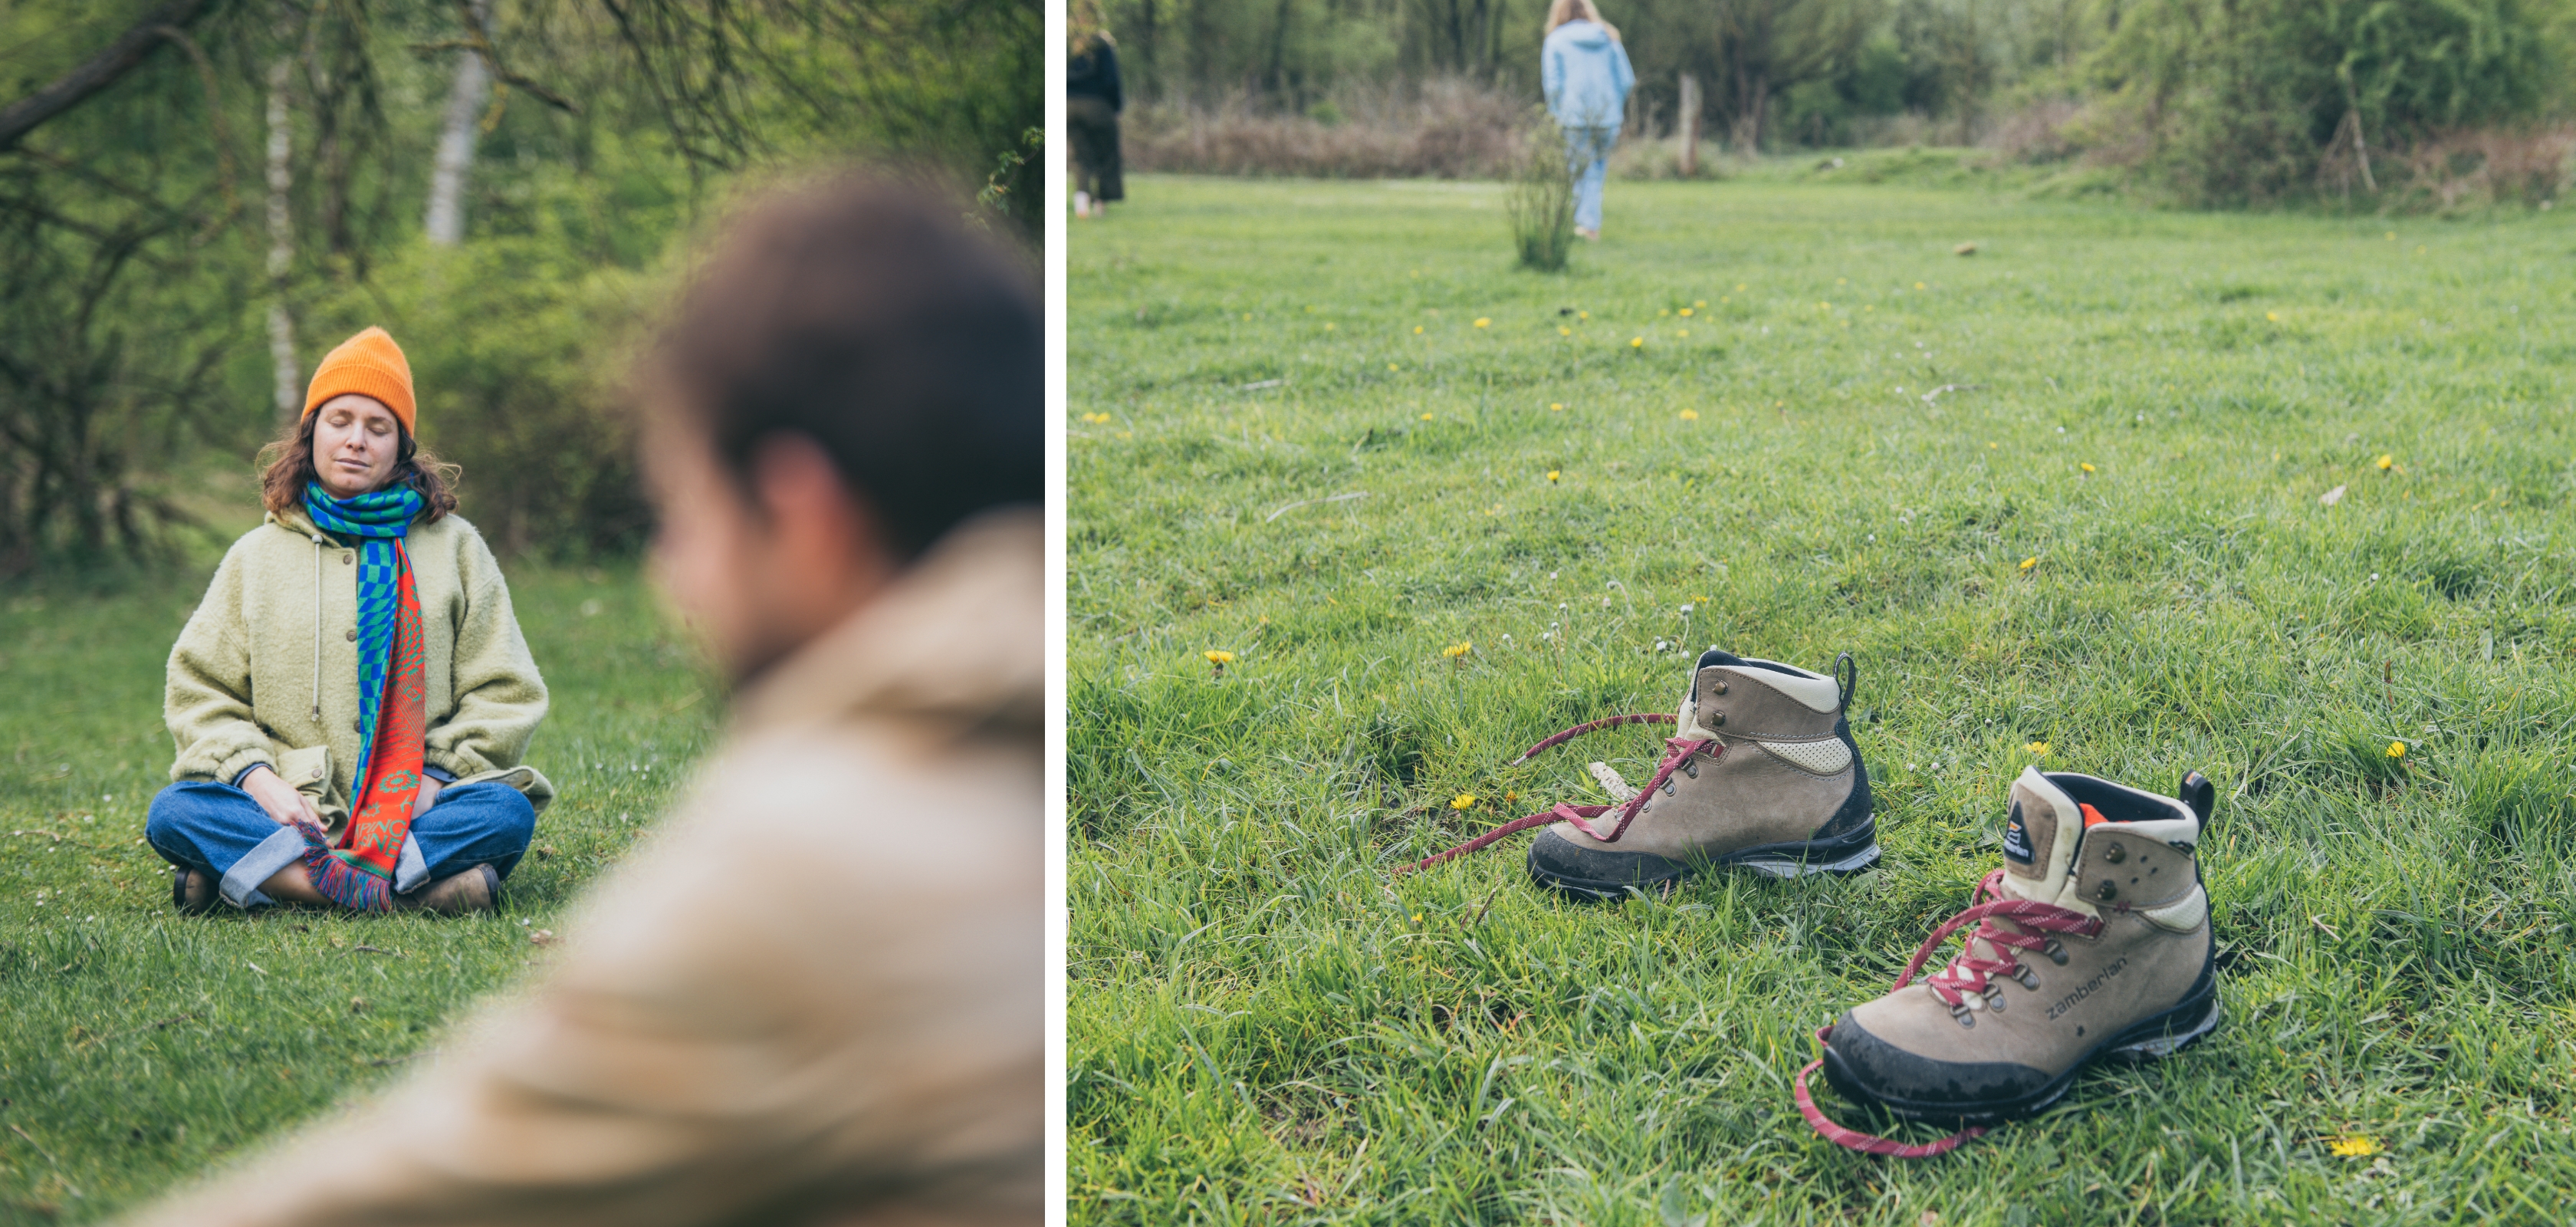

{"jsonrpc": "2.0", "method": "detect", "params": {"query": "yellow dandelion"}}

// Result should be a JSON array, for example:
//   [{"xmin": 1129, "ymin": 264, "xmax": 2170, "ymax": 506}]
[
  {"xmin": 1559, "ymin": 327, "xmax": 1572, "ymax": 336},
  {"xmin": 1679, "ymin": 308, "xmax": 1695, "ymax": 317},
  {"xmin": 1451, "ymin": 794, "xmax": 1478, "ymax": 810},
  {"xmin": 1836, "ymin": 278, "xmax": 1848, "ymax": 286},
  {"xmin": 1915, "ymin": 281, "xmax": 1927, "ymax": 290},
  {"xmin": 1242, "ymin": 312, "xmax": 1252, "ymax": 321},
  {"xmin": 1680, "ymin": 410, "xmax": 1700, "ymax": 421},
  {"xmin": 2027, "ymin": 741, "xmax": 2050, "ymax": 756},
  {"xmin": 1677, "ymin": 329, "xmax": 1689, "ymax": 337},
  {"xmin": 1411, "ymin": 912, "xmax": 1422, "ymax": 923},
  {"xmin": 1388, "ymin": 363, "xmax": 1400, "ymax": 371},
  {"xmin": 2081, "ymin": 462, "xmax": 2097, "ymax": 473},
  {"xmin": 1989, "ymin": 442, "xmax": 1998, "ymax": 449},
  {"xmin": 1504, "ymin": 790, "xmax": 1519, "ymax": 802},
  {"xmin": 1630, "ymin": 337, "xmax": 1644, "ymax": 348},
  {"xmin": 2328, "ymin": 1136, "xmax": 2380, "ymax": 1158},
  {"xmin": 2266, "ymin": 311, "xmax": 2280, "ymax": 322},
  {"xmin": 1549, "ymin": 402, "xmax": 1564, "ymax": 411},
  {"xmin": 1203, "ymin": 650, "xmax": 1236, "ymax": 665},
  {"xmin": 2387, "ymin": 741, "xmax": 2407, "ymax": 759},
  {"xmin": 1578, "ymin": 310, "xmax": 1590, "ymax": 320},
  {"xmin": 1547, "ymin": 470, "xmax": 1561, "ymax": 482},
  {"xmin": 1694, "ymin": 299, "xmax": 1707, "ymax": 308},
  {"xmin": 2020, "ymin": 556, "xmax": 2039, "ymax": 571},
  {"xmin": 2375, "ymin": 454, "xmax": 2394, "ymax": 470},
  {"xmin": 1819, "ymin": 301, "xmax": 1832, "ymax": 311},
  {"xmin": 1324, "ymin": 321, "xmax": 1336, "ymax": 331},
  {"xmin": 1734, "ymin": 283, "xmax": 1746, "ymax": 291},
  {"xmin": 1414, "ymin": 325, "xmax": 1424, "ymax": 334},
  {"xmin": 1474, "ymin": 317, "xmax": 1491, "ymax": 328},
  {"xmin": 2384, "ymin": 232, "xmax": 2396, "ymax": 241},
  {"xmin": 1421, "ymin": 413, "xmax": 1434, "ymax": 421},
  {"xmin": 1864, "ymin": 304, "xmax": 1874, "ymax": 311},
  {"xmin": 1443, "ymin": 641, "xmax": 1473, "ymax": 658}
]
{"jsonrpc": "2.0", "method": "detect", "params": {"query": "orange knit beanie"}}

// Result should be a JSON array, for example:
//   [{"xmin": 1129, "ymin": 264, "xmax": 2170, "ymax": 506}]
[{"xmin": 301, "ymin": 327, "xmax": 416, "ymax": 432}]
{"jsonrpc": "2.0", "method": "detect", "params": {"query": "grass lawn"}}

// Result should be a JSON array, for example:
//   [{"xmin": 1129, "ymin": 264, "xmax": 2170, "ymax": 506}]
[
  {"xmin": 1067, "ymin": 171, "xmax": 2576, "ymax": 1224},
  {"xmin": 0, "ymin": 537, "xmax": 716, "ymax": 1222}
]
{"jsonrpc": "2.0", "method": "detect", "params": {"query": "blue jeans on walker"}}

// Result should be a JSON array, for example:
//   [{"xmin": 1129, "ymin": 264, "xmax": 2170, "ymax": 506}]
[
  {"xmin": 146, "ymin": 779, "xmax": 535, "ymax": 909},
  {"xmin": 1566, "ymin": 124, "xmax": 1618, "ymax": 233}
]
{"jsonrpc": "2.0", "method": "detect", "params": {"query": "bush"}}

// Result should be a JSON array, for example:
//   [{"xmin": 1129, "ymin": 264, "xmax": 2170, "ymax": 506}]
[{"xmin": 1125, "ymin": 79, "xmax": 1523, "ymax": 179}]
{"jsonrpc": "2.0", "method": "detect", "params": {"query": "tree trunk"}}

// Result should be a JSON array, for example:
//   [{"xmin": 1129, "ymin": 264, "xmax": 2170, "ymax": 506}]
[
  {"xmin": 425, "ymin": 0, "xmax": 495, "ymax": 247},
  {"xmin": 264, "ymin": 44, "xmax": 298, "ymax": 426}
]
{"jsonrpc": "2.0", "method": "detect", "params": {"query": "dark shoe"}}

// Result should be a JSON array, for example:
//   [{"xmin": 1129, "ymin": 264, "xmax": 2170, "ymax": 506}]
[
  {"xmin": 171, "ymin": 864, "xmax": 217, "ymax": 914},
  {"xmin": 1796, "ymin": 769, "xmax": 2222, "ymax": 1156},
  {"xmin": 396, "ymin": 864, "xmax": 501, "ymax": 916},
  {"xmin": 1524, "ymin": 650, "xmax": 1877, "ymax": 896}
]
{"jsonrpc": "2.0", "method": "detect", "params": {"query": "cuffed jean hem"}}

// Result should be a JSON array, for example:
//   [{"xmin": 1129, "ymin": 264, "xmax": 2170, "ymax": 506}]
[{"xmin": 219, "ymin": 826, "xmax": 309, "ymax": 909}]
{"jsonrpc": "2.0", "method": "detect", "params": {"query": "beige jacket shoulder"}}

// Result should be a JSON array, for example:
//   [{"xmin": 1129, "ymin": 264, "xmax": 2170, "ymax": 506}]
[
  {"xmin": 165, "ymin": 506, "xmax": 553, "ymax": 823},
  {"xmin": 126, "ymin": 511, "xmax": 1043, "ymax": 1227}
]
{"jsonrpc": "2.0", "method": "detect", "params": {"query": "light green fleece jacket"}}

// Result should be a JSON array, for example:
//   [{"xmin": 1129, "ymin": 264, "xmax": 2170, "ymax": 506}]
[{"xmin": 165, "ymin": 505, "xmax": 554, "ymax": 831}]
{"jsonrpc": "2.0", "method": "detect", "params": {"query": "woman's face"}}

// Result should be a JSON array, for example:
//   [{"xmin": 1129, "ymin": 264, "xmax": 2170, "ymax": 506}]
[{"xmin": 310, "ymin": 394, "xmax": 402, "ymax": 498}]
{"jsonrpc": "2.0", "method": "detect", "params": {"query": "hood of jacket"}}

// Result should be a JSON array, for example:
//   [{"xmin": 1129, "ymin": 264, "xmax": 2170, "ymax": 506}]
[{"xmin": 728, "ymin": 507, "xmax": 1042, "ymax": 742}]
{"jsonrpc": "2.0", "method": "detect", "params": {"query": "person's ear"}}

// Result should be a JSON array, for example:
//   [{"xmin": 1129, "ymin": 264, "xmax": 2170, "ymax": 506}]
[{"xmin": 746, "ymin": 433, "xmax": 890, "ymax": 584}]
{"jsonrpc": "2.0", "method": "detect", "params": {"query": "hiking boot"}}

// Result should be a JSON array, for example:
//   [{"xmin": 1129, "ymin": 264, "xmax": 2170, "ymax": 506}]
[
  {"xmin": 1523, "ymin": 650, "xmax": 1877, "ymax": 896},
  {"xmin": 171, "ymin": 864, "xmax": 216, "ymax": 914},
  {"xmin": 395, "ymin": 864, "xmax": 501, "ymax": 916},
  {"xmin": 1797, "ymin": 768, "xmax": 2221, "ymax": 1156}
]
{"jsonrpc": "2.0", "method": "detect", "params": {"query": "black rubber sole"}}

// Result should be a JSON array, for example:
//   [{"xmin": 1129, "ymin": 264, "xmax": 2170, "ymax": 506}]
[
  {"xmin": 1526, "ymin": 817, "xmax": 1881, "ymax": 900},
  {"xmin": 1819, "ymin": 959, "xmax": 2222, "ymax": 1127}
]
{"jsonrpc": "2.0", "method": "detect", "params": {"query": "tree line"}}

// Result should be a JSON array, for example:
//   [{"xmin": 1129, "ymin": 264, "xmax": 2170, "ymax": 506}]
[{"xmin": 0, "ymin": 0, "xmax": 1039, "ymax": 574}]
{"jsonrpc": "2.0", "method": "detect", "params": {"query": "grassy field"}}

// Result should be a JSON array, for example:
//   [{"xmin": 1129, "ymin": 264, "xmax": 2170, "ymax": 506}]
[
  {"xmin": 0, "ymin": 531, "xmax": 716, "ymax": 1222},
  {"xmin": 1066, "ymin": 170, "xmax": 2576, "ymax": 1224}
]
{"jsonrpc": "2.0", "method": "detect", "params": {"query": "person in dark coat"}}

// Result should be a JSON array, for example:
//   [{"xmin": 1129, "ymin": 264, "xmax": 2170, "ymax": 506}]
[{"xmin": 1067, "ymin": 26, "xmax": 1123, "ymax": 218}]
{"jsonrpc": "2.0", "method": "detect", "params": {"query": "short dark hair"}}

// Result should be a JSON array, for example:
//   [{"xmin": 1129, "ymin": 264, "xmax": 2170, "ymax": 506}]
[{"xmin": 656, "ymin": 173, "xmax": 1043, "ymax": 559}]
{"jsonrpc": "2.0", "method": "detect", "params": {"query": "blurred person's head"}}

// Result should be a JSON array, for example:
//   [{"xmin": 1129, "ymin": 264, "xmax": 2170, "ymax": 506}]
[
  {"xmin": 1544, "ymin": 0, "xmax": 1618, "ymax": 38},
  {"xmin": 261, "ymin": 327, "xmax": 458, "ymax": 516},
  {"xmin": 640, "ymin": 173, "xmax": 1042, "ymax": 686}
]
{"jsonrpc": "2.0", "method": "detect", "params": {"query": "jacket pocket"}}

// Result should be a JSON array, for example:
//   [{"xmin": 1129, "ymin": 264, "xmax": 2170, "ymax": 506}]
[{"xmin": 277, "ymin": 745, "xmax": 334, "ymax": 800}]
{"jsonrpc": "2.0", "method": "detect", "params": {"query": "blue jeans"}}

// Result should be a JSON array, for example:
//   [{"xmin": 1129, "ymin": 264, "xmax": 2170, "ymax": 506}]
[
  {"xmin": 146, "ymin": 780, "xmax": 535, "ymax": 909},
  {"xmin": 1566, "ymin": 124, "xmax": 1618, "ymax": 233}
]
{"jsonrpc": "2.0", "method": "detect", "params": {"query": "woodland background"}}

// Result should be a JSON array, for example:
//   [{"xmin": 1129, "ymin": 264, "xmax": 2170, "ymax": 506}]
[
  {"xmin": 1108, "ymin": 0, "xmax": 2576, "ymax": 209},
  {"xmin": 0, "ymin": 0, "xmax": 1040, "ymax": 576}
]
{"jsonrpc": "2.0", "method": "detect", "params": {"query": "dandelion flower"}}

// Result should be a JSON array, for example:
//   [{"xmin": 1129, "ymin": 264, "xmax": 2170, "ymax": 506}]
[
  {"xmin": 1559, "ymin": 327, "xmax": 1572, "ymax": 336},
  {"xmin": 1443, "ymin": 641, "xmax": 1473, "ymax": 659},
  {"xmin": 2027, "ymin": 741, "xmax": 2050, "ymax": 756},
  {"xmin": 2081, "ymin": 462, "xmax": 2096, "ymax": 473},
  {"xmin": 1734, "ymin": 284, "xmax": 1746, "ymax": 291},
  {"xmin": 1547, "ymin": 470, "xmax": 1560, "ymax": 482},
  {"xmin": 1411, "ymin": 912, "xmax": 1422, "ymax": 923},
  {"xmin": 1631, "ymin": 337, "xmax": 1644, "ymax": 348},
  {"xmin": 2387, "ymin": 741, "xmax": 2407, "ymax": 758},
  {"xmin": 2266, "ymin": 311, "xmax": 2279, "ymax": 322},
  {"xmin": 1549, "ymin": 402, "xmax": 1564, "ymax": 412},
  {"xmin": 1679, "ymin": 308, "xmax": 1695, "ymax": 317},
  {"xmin": 1503, "ymin": 790, "xmax": 1518, "ymax": 802},
  {"xmin": 1819, "ymin": 301, "xmax": 1832, "ymax": 311},
  {"xmin": 2384, "ymin": 232, "xmax": 2395, "ymax": 241},
  {"xmin": 1203, "ymin": 650, "xmax": 1235, "ymax": 665},
  {"xmin": 1694, "ymin": 300, "xmax": 1707, "ymax": 308},
  {"xmin": 1579, "ymin": 311, "xmax": 1589, "ymax": 320},
  {"xmin": 1324, "ymin": 321, "xmax": 1336, "ymax": 331},
  {"xmin": 1388, "ymin": 363, "xmax": 1400, "ymax": 371},
  {"xmin": 1680, "ymin": 410, "xmax": 1699, "ymax": 420},
  {"xmin": 1414, "ymin": 325, "xmax": 1424, "ymax": 334},
  {"xmin": 1677, "ymin": 329, "xmax": 1690, "ymax": 337},
  {"xmin": 1915, "ymin": 281, "xmax": 1927, "ymax": 290},
  {"xmin": 1474, "ymin": 317, "xmax": 1491, "ymax": 328},
  {"xmin": 2020, "ymin": 556, "xmax": 2039, "ymax": 571},
  {"xmin": 2328, "ymin": 1136, "xmax": 2380, "ymax": 1158},
  {"xmin": 1242, "ymin": 313, "xmax": 1252, "ymax": 321},
  {"xmin": 1451, "ymin": 794, "xmax": 1478, "ymax": 810},
  {"xmin": 1421, "ymin": 413, "xmax": 1434, "ymax": 421},
  {"xmin": 2375, "ymin": 454, "xmax": 2394, "ymax": 470}
]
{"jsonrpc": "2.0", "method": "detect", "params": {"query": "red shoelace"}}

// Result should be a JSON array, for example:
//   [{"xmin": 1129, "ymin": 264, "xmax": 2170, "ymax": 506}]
[
  {"xmin": 1795, "ymin": 867, "xmax": 2104, "ymax": 1157},
  {"xmin": 1396, "ymin": 713, "xmax": 1716, "ymax": 875}
]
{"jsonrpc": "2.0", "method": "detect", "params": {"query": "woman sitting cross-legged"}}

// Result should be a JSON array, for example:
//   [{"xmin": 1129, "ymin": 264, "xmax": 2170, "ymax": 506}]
[{"xmin": 149, "ymin": 327, "xmax": 550, "ymax": 916}]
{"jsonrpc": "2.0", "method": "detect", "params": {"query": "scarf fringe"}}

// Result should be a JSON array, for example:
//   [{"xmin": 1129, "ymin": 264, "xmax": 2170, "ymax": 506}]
[{"xmin": 291, "ymin": 820, "xmax": 393, "ymax": 913}]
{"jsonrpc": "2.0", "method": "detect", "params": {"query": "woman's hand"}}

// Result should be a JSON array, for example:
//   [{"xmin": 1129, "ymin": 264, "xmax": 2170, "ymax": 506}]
[
  {"xmin": 411, "ymin": 775, "xmax": 443, "ymax": 822},
  {"xmin": 242, "ymin": 764, "xmax": 323, "ymax": 829}
]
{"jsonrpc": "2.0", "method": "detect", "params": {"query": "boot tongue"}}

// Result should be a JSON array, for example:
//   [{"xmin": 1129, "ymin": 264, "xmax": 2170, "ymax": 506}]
[{"xmin": 1998, "ymin": 766, "xmax": 2084, "ymax": 903}]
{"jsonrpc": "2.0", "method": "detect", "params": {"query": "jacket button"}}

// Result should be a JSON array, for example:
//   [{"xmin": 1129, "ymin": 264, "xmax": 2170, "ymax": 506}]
[
  {"xmin": 353, "ymin": 720, "xmax": 363, "ymax": 732},
  {"xmin": 345, "ymin": 629, "xmax": 356, "ymax": 641},
  {"xmin": 342, "ymin": 553, "xmax": 353, "ymax": 565}
]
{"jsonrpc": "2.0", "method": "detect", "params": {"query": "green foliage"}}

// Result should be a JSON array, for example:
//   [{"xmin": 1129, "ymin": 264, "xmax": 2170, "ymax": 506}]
[
  {"xmin": 1069, "ymin": 175, "xmax": 2576, "ymax": 1221},
  {"xmin": 2085, "ymin": 0, "xmax": 2563, "ymax": 206},
  {"xmin": 0, "ymin": 561, "xmax": 718, "ymax": 1220}
]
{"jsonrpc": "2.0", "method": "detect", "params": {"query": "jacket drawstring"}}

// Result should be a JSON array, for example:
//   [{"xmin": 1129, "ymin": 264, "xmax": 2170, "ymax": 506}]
[{"xmin": 311, "ymin": 533, "xmax": 325, "ymax": 722}]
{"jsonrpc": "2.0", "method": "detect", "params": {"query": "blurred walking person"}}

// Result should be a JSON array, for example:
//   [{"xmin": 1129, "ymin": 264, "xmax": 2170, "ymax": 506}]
[
  {"xmin": 1543, "ymin": 0, "xmax": 1634, "ymax": 241},
  {"xmin": 1068, "ymin": 2, "xmax": 1124, "ymax": 219},
  {"xmin": 120, "ymin": 175, "xmax": 1042, "ymax": 1227}
]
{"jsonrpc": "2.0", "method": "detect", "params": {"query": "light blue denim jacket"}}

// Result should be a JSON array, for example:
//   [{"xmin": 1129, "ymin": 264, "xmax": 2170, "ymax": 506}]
[{"xmin": 1543, "ymin": 20, "xmax": 1635, "ymax": 130}]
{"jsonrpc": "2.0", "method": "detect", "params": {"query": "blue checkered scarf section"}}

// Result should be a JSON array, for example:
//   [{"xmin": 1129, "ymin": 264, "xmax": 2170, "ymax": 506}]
[{"xmin": 301, "ymin": 482, "xmax": 425, "ymax": 788}]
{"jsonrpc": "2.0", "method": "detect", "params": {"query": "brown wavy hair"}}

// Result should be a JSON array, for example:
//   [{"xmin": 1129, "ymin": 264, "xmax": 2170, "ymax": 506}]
[{"xmin": 258, "ymin": 409, "xmax": 460, "ymax": 521}]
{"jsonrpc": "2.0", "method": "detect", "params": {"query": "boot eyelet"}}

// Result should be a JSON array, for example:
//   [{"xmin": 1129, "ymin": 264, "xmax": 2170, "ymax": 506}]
[
  {"xmin": 2044, "ymin": 939, "xmax": 2068, "ymax": 965},
  {"xmin": 2094, "ymin": 880, "xmax": 2119, "ymax": 902},
  {"xmin": 2104, "ymin": 843, "xmax": 2128, "ymax": 864},
  {"xmin": 1661, "ymin": 780, "xmax": 1677, "ymax": 795},
  {"xmin": 2013, "ymin": 963, "xmax": 2040, "ymax": 989},
  {"xmin": 1681, "ymin": 761, "xmax": 1697, "ymax": 779},
  {"xmin": 1949, "ymin": 1002, "xmax": 1976, "ymax": 1028}
]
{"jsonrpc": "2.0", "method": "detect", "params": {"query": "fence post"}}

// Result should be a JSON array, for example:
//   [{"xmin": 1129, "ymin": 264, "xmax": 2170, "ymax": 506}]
[{"xmin": 1677, "ymin": 73, "xmax": 1700, "ymax": 178}]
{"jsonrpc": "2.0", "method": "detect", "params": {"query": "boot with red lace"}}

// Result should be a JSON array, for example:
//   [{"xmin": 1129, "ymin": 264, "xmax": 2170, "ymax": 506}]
[
  {"xmin": 1796, "ymin": 766, "xmax": 2222, "ymax": 1156},
  {"xmin": 1405, "ymin": 648, "xmax": 1877, "ymax": 896}
]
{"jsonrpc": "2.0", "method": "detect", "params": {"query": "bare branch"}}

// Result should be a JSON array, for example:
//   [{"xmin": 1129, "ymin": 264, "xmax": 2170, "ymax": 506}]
[{"xmin": 0, "ymin": 0, "xmax": 215, "ymax": 151}]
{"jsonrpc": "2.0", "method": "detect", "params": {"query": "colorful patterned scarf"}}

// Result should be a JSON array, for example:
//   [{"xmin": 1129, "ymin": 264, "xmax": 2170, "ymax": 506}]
[{"xmin": 299, "ymin": 482, "xmax": 428, "ymax": 910}]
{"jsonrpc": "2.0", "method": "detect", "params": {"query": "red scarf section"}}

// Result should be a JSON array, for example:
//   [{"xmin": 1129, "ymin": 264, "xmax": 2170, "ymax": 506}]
[{"xmin": 337, "ymin": 544, "xmax": 426, "ymax": 877}]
